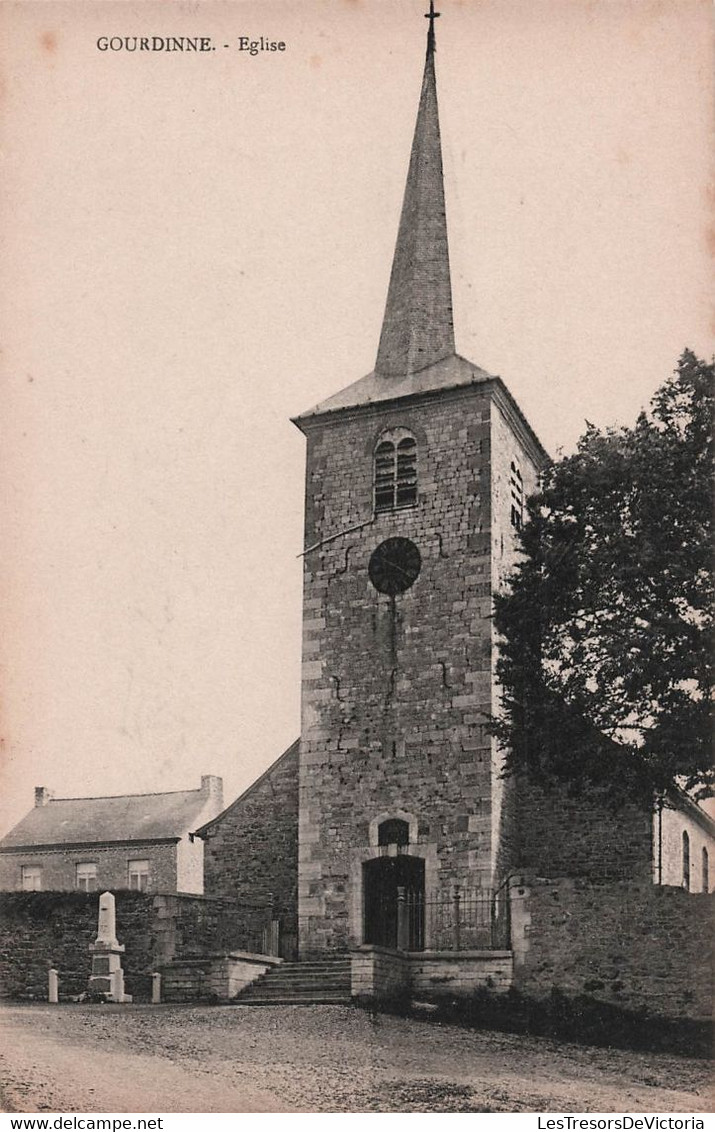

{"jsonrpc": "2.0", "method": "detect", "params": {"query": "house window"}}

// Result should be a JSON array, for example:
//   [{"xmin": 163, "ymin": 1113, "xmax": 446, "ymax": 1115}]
[
  {"xmin": 128, "ymin": 859, "xmax": 149, "ymax": 892},
  {"xmin": 374, "ymin": 431, "xmax": 417, "ymax": 513},
  {"xmin": 21, "ymin": 865, "xmax": 42, "ymax": 891},
  {"xmin": 75, "ymin": 862, "xmax": 97, "ymax": 892},
  {"xmin": 377, "ymin": 818, "xmax": 410, "ymax": 847},
  {"xmin": 702, "ymin": 848, "xmax": 709, "ymax": 893},
  {"xmin": 682, "ymin": 831, "xmax": 690, "ymax": 891},
  {"xmin": 510, "ymin": 459, "xmax": 523, "ymax": 530}
]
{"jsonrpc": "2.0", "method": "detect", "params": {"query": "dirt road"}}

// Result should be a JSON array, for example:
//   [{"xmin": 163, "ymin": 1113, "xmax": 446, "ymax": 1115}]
[{"xmin": 0, "ymin": 1003, "xmax": 710, "ymax": 1113}]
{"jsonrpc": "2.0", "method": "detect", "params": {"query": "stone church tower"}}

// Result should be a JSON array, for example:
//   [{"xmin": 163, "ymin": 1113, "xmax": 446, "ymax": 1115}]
[{"xmin": 292, "ymin": 6, "xmax": 547, "ymax": 958}]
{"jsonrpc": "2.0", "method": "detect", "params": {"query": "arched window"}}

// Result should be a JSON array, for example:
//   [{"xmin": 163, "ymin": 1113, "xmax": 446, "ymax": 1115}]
[
  {"xmin": 374, "ymin": 430, "xmax": 417, "ymax": 513},
  {"xmin": 377, "ymin": 818, "xmax": 410, "ymax": 847},
  {"xmin": 682, "ymin": 831, "xmax": 690, "ymax": 890},
  {"xmin": 702, "ymin": 847, "xmax": 709, "ymax": 893},
  {"xmin": 510, "ymin": 459, "xmax": 523, "ymax": 530}
]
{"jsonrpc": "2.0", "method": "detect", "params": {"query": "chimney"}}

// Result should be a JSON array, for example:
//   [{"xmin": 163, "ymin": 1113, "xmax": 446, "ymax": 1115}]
[
  {"xmin": 200, "ymin": 775, "xmax": 223, "ymax": 809},
  {"xmin": 35, "ymin": 786, "xmax": 53, "ymax": 807}
]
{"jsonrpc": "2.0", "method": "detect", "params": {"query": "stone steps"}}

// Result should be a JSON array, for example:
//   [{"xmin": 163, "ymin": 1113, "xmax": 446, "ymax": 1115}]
[{"xmin": 234, "ymin": 958, "xmax": 352, "ymax": 1006}]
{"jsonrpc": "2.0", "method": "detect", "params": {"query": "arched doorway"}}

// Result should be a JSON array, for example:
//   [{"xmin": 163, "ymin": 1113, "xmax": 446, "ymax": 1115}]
[{"xmin": 363, "ymin": 855, "xmax": 425, "ymax": 950}]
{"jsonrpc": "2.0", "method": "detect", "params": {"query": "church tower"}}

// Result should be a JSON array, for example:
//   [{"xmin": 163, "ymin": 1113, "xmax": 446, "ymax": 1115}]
[{"xmin": 292, "ymin": 4, "xmax": 547, "ymax": 958}]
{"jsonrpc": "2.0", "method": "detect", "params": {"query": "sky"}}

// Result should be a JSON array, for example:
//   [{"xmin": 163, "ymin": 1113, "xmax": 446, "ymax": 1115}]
[{"xmin": 0, "ymin": 0, "xmax": 712, "ymax": 836}]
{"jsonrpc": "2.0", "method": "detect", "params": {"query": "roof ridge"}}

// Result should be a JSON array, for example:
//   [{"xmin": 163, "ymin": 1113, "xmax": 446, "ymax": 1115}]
[
  {"xmin": 193, "ymin": 739, "xmax": 300, "ymax": 836},
  {"xmin": 47, "ymin": 787, "xmax": 204, "ymax": 802}
]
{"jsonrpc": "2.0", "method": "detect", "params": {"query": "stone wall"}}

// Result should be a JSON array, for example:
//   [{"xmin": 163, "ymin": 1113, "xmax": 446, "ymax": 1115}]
[
  {"xmin": 349, "ymin": 945, "xmax": 513, "ymax": 1002},
  {"xmin": 489, "ymin": 398, "xmax": 541, "ymax": 878},
  {"xmin": 0, "ymin": 891, "xmax": 255, "ymax": 1001},
  {"xmin": 200, "ymin": 741, "xmax": 299, "ymax": 959},
  {"xmin": 0, "ymin": 840, "xmax": 178, "ymax": 894},
  {"xmin": 0, "ymin": 891, "xmax": 155, "ymax": 1000},
  {"xmin": 350, "ymin": 945, "xmax": 410, "ymax": 1000},
  {"xmin": 515, "ymin": 780, "xmax": 654, "ymax": 881},
  {"xmin": 513, "ymin": 877, "xmax": 713, "ymax": 1021},
  {"xmin": 410, "ymin": 950, "xmax": 513, "ymax": 997},
  {"xmin": 298, "ymin": 385, "xmax": 543, "ymax": 955},
  {"xmin": 161, "ymin": 952, "xmax": 282, "ymax": 1003}
]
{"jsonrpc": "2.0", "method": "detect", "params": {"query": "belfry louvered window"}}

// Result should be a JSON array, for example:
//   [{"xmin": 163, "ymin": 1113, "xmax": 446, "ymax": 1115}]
[
  {"xmin": 510, "ymin": 459, "xmax": 524, "ymax": 530},
  {"xmin": 374, "ymin": 431, "xmax": 417, "ymax": 513}
]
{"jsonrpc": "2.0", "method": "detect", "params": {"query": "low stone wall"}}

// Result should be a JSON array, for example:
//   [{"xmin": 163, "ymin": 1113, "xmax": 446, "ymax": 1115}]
[
  {"xmin": 0, "ymin": 891, "xmax": 155, "ymax": 1000},
  {"xmin": 350, "ymin": 945, "xmax": 513, "ymax": 1002},
  {"xmin": 151, "ymin": 893, "xmax": 270, "ymax": 963},
  {"xmin": 0, "ymin": 891, "xmax": 266, "ymax": 1002},
  {"xmin": 513, "ymin": 877, "xmax": 713, "ymax": 1021},
  {"xmin": 410, "ymin": 950, "xmax": 513, "ymax": 997},
  {"xmin": 351, "ymin": 945, "xmax": 410, "ymax": 999},
  {"xmin": 161, "ymin": 952, "xmax": 282, "ymax": 1002}
]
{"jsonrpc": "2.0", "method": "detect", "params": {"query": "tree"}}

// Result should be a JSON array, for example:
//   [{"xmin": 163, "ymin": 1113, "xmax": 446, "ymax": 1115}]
[{"xmin": 493, "ymin": 350, "xmax": 713, "ymax": 802}]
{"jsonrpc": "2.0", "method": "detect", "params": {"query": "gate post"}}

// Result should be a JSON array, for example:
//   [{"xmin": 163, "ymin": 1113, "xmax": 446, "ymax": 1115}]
[
  {"xmin": 396, "ymin": 885, "xmax": 409, "ymax": 951},
  {"xmin": 151, "ymin": 972, "xmax": 162, "ymax": 1004},
  {"xmin": 453, "ymin": 884, "xmax": 461, "ymax": 951}
]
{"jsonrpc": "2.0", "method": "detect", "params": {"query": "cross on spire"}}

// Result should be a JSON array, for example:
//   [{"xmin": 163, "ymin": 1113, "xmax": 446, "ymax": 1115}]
[
  {"xmin": 374, "ymin": 0, "xmax": 453, "ymax": 376},
  {"xmin": 425, "ymin": 0, "xmax": 440, "ymax": 55}
]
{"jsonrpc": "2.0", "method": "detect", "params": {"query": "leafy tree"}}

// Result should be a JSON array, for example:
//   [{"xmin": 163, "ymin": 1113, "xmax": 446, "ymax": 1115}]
[{"xmin": 493, "ymin": 350, "xmax": 713, "ymax": 802}]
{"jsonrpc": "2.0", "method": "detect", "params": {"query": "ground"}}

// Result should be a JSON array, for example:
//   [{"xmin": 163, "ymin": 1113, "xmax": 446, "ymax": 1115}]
[{"xmin": 0, "ymin": 1003, "xmax": 711, "ymax": 1114}]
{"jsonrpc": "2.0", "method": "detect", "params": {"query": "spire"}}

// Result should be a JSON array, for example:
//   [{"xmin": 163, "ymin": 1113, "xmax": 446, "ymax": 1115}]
[{"xmin": 375, "ymin": 2, "xmax": 454, "ymax": 378}]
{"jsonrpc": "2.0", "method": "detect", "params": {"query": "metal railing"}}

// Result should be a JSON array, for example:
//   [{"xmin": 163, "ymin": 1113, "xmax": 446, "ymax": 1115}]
[{"xmin": 402, "ymin": 884, "xmax": 511, "ymax": 951}]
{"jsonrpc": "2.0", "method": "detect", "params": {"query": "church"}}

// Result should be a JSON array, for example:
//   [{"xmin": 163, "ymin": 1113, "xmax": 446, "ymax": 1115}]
[
  {"xmin": 290, "ymin": 0, "xmax": 545, "ymax": 959},
  {"xmin": 195, "ymin": 4, "xmax": 712, "ymax": 1014}
]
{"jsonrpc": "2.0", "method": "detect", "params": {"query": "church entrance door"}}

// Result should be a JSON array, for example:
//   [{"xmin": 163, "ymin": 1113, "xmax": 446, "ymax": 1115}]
[{"xmin": 363, "ymin": 855, "xmax": 425, "ymax": 950}]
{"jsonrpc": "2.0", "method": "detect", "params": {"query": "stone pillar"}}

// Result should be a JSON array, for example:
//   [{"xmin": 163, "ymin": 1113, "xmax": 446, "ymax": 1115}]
[
  {"xmin": 88, "ymin": 892, "xmax": 132, "ymax": 1003},
  {"xmin": 453, "ymin": 885, "xmax": 462, "ymax": 951},
  {"xmin": 508, "ymin": 877, "xmax": 531, "ymax": 972},
  {"xmin": 151, "ymin": 972, "xmax": 162, "ymax": 1005},
  {"xmin": 396, "ymin": 886, "xmax": 409, "ymax": 951},
  {"xmin": 48, "ymin": 968, "xmax": 58, "ymax": 1004}
]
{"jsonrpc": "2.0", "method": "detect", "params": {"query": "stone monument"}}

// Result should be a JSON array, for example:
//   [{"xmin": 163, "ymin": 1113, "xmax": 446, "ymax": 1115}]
[{"xmin": 88, "ymin": 891, "xmax": 132, "ymax": 1002}]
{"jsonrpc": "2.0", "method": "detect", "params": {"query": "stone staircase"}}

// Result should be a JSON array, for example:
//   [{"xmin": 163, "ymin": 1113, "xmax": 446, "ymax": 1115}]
[{"xmin": 233, "ymin": 956, "xmax": 352, "ymax": 1006}]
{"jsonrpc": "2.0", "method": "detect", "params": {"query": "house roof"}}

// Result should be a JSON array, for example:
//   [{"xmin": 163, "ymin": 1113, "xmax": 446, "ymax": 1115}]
[
  {"xmin": 0, "ymin": 788, "xmax": 214, "ymax": 850},
  {"xmin": 669, "ymin": 785, "xmax": 715, "ymax": 837},
  {"xmin": 193, "ymin": 739, "xmax": 300, "ymax": 838}
]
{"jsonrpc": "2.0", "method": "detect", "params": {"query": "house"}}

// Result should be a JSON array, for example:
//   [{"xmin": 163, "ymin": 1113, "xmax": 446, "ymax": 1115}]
[{"xmin": 0, "ymin": 776, "xmax": 223, "ymax": 895}]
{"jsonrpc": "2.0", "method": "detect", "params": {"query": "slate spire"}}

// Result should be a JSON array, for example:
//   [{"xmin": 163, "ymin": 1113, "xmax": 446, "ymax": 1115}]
[{"xmin": 375, "ymin": 2, "xmax": 455, "ymax": 378}]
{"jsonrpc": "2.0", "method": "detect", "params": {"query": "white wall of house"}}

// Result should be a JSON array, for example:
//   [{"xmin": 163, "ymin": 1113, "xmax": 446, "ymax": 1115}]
[
  {"xmin": 176, "ymin": 833, "xmax": 205, "ymax": 894},
  {"xmin": 653, "ymin": 802, "xmax": 714, "ymax": 892}
]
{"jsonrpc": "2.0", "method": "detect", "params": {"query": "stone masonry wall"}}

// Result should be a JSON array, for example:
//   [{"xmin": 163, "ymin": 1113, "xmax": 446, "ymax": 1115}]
[
  {"xmin": 489, "ymin": 396, "xmax": 542, "ymax": 879},
  {"xmin": 410, "ymin": 951, "xmax": 513, "ymax": 997},
  {"xmin": 201, "ymin": 742, "xmax": 299, "ymax": 959},
  {"xmin": 0, "ymin": 891, "xmax": 155, "ymax": 1000},
  {"xmin": 0, "ymin": 891, "xmax": 250, "ymax": 1001},
  {"xmin": 298, "ymin": 385, "xmax": 542, "ymax": 955},
  {"xmin": 516, "ymin": 781, "xmax": 654, "ymax": 881},
  {"xmin": 0, "ymin": 840, "xmax": 178, "ymax": 894},
  {"xmin": 161, "ymin": 953, "xmax": 281, "ymax": 1003},
  {"xmin": 350, "ymin": 946, "xmax": 411, "ymax": 1000},
  {"xmin": 514, "ymin": 877, "xmax": 713, "ymax": 1021}
]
